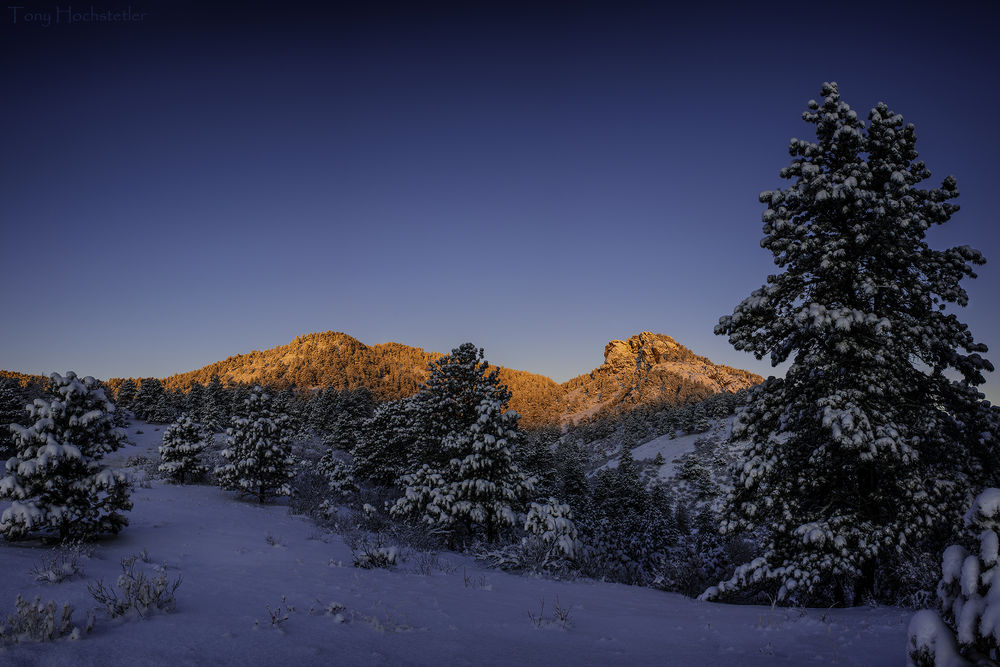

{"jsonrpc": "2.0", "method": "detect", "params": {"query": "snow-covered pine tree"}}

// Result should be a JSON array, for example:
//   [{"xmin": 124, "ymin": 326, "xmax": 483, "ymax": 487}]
[
  {"xmin": 158, "ymin": 414, "xmax": 208, "ymax": 484},
  {"xmin": 352, "ymin": 343, "xmax": 513, "ymax": 488},
  {"xmin": 0, "ymin": 378, "xmax": 27, "ymax": 461},
  {"xmin": 554, "ymin": 437, "xmax": 589, "ymax": 511},
  {"xmin": 186, "ymin": 382, "xmax": 206, "ymax": 423},
  {"xmin": 391, "ymin": 398, "xmax": 534, "ymax": 543},
  {"xmin": 203, "ymin": 375, "xmax": 228, "ymax": 433},
  {"xmin": 133, "ymin": 378, "xmax": 162, "ymax": 422},
  {"xmin": 0, "ymin": 372, "xmax": 132, "ymax": 540},
  {"xmin": 691, "ymin": 405, "xmax": 711, "ymax": 433},
  {"xmin": 908, "ymin": 488, "xmax": 1000, "ymax": 666},
  {"xmin": 706, "ymin": 82, "xmax": 998, "ymax": 605},
  {"xmin": 214, "ymin": 386, "xmax": 295, "ymax": 503},
  {"xmin": 351, "ymin": 396, "xmax": 423, "ymax": 486},
  {"xmin": 151, "ymin": 390, "xmax": 179, "ymax": 424},
  {"xmin": 316, "ymin": 448, "xmax": 358, "ymax": 504},
  {"xmin": 114, "ymin": 378, "xmax": 137, "ymax": 416},
  {"xmin": 412, "ymin": 343, "xmax": 512, "ymax": 470},
  {"xmin": 323, "ymin": 388, "xmax": 373, "ymax": 452}
]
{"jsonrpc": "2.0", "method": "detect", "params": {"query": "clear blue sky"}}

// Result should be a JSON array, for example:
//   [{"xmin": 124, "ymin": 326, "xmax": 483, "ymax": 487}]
[{"xmin": 2, "ymin": 1, "xmax": 998, "ymax": 400}]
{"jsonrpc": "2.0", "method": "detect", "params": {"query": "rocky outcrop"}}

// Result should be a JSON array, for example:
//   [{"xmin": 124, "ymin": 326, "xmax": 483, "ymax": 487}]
[{"xmin": 565, "ymin": 332, "xmax": 762, "ymax": 423}]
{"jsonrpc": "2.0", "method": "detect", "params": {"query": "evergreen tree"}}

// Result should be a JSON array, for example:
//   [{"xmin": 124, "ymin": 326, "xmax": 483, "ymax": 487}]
[
  {"xmin": 324, "ymin": 388, "xmax": 373, "ymax": 452},
  {"xmin": 151, "ymin": 390, "xmax": 179, "ymax": 424},
  {"xmin": 412, "ymin": 343, "xmax": 511, "ymax": 470},
  {"xmin": 391, "ymin": 399, "xmax": 534, "ymax": 542},
  {"xmin": 115, "ymin": 378, "xmax": 137, "ymax": 414},
  {"xmin": 229, "ymin": 385, "xmax": 251, "ymax": 419},
  {"xmin": 554, "ymin": 438, "xmax": 590, "ymax": 511},
  {"xmin": 518, "ymin": 425, "xmax": 560, "ymax": 498},
  {"xmin": 158, "ymin": 414, "xmax": 208, "ymax": 484},
  {"xmin": 0, "ymin": 378, "xmax": 27, "ymax": 461},
  {"xmin": 214, "ymin": 386, "xmax": 295, "ymax": 503},
  {"xmin": 691, "ymin": 405, "xmax": 711, "ymax": 433},
  {"xmin": 351, "ymin": 343, "xmax": 512, "ymax": 487},
  {"xmin": 134, "ymin": 377, "xmax": 168, "ymax": 423},
  {"xmin": 307, "ymin": 386, "xmax": 341, "ymax": 435},
  {"xmin": 706, "ymin": 82, "xmax": 998, "ymax": 605},
  {"xmin": 186, "ymin": 381, "xmax": 206, "ymax": 423},
  {"xmin": 203, "ymin": 375, "xmax": 228, "ymax": 433},
  {"xmin": 0, "ymin": 372, "xmax": 132, "ymax": 540},
  {"xmin": 351, "ymin": 397, "xmax": 422, "ymax": 486},
  {"xmin": 316, "ymin": 448, "xmax": 358, "ymax": 505}
]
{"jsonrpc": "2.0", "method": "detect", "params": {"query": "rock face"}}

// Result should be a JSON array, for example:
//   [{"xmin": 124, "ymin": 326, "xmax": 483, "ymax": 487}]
[{"xmin": 602, "ymin": 332, "xmax": 685, "ymax": 372}]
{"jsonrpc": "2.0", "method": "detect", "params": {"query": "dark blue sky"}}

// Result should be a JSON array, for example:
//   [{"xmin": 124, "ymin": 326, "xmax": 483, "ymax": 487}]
[{"xmin": 2, "ymin": 1, "xmax": 998, "ymax": 400}]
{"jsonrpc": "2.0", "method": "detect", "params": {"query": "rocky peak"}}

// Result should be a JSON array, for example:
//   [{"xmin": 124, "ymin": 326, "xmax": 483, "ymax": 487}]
[{"xmin": 601, "ymin": 332, "xmax": 685, "ymax": 372}]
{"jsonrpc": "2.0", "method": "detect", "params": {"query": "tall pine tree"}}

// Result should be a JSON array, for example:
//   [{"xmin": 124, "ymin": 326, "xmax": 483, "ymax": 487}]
[{"xmin": 705, "ymin": 83, "xmax": 998, "ymax": 605}]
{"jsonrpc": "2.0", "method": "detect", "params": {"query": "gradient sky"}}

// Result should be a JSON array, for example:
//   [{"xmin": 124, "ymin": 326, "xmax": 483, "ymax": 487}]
[{"xmin": 2, "ymin": 1, "xmax": 998, "ymax": 400}]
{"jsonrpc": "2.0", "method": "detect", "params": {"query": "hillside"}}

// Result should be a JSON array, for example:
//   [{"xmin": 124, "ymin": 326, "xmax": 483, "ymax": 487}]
[{"xmin": 140, "ymin": 331, "xmax": 761, "ymax": 427}]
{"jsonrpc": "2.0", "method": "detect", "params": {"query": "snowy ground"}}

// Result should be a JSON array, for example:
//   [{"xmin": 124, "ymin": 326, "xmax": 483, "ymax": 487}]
[{"xmin": 0, "ymin": 423, "xmax": 911, "ymax": 666}]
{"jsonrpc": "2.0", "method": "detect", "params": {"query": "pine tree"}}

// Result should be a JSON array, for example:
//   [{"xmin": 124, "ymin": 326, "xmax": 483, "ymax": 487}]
[
  {"xmin": 391, "ymin": 398, "xmax": 534, "ymax": 542},
  {"xmin": 316, "ymin": 448, "xmax": 358, "ymax": 505},
  {"xmin": 554, "ymin": 438, "xmax": 590, "ymax": 511},
  {"xmin": 0, "ymin": 378, "xmax": 27, "ymax": 461},
  {"xmin": 214, "ymin": 386, "xmax": 295, "ymax": 503},
  {"xmin": 413, "ymin": 343, "xmax": 512, "ymax": 470},
  {"xmin": 158, "ymin": 414, "xmax": 208, "ymax": 484},
  {"xmin": 203, "ymin": 375, "xmax": 228, "ymax": 433},
  {"xmin": 351, "ymin": 343, "xmax": 512, "ymax": 487},
  {"xmin": 134, "ymin": 378, "xmax": 168, "ymax": 423},
  {"xmin": 692, "ymin": 405, "xmax": 710, "ymax": 433},
  {"xmin": 115, "ymin": 378, "xmax": 137, "ymax": 414},
  {"xmin": 0, "ymin": 372, "xmax": 132, "ymax": 540},
  {"xmin": 706, "ymin": 82, "xmax": 998, "ymax": 605},
  {"xmin": 186, "ymin": 382, "xmax": 206, "ymax": 423},
  {"xmin": 351, "ymin": 397, "xmax": 422, "ymax": 486}
]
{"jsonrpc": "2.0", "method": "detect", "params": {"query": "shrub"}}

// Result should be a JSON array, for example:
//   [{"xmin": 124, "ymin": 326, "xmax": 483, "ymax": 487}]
[
  {"xmin": 0, "ymin": 595, "xmax": 91, "ymax": 644},
  {"xmin": 88, "ymin": 556, "xmax": 182, "ymax": 619}
]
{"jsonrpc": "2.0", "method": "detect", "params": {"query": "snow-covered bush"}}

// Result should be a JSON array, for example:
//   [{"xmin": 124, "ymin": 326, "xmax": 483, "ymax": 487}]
[
  {"xmin": 30, "ymin": 544, "xmax": 87, "ymax": 583},
  {"xmin": 0, "ymin": 595, "xmax": 90, "ymax": 644},
  {"xmin": 317, "ymin": 450, "xmax": 358, "ymax": 505},
  {"xmin": 0, "ymin": 372, "xmax": 132, "ymax": 541},
  {"xmin": 908, "ymin": 488, "xmax": 1000, "ymax": 666},
  {"xmin": 524, "ymin": 497, "xmax": 579, "ymax": 564},
  {"xmin": 214, "ymin": 386, "xmax": 295, "ymax": 503},
  {"xmin": 158, "ymin": 414, "xmax": 208, "ymax": 484},
  {"xmin": 349, "ymin": 532, "xmax": 399, "ymax": 569},
  {"xmin": 88, "ymin": 556, "xmax": 182, "ymax": 619}
]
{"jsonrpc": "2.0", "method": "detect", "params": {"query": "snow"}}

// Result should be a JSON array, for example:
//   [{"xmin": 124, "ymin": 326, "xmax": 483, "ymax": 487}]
[
  {"xmin": 0, "ymin": 423, "xmax": 912, "ymax": 665},
  {"xmin": 966, "ymin": 488, "xmax": 1000, "ymax": 527},
  {"xmin": 906, "ymin": 610, "xmax": 964, "ymax": 667}
]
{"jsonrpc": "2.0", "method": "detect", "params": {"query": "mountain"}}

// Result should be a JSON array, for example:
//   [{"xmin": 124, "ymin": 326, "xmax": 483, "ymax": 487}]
[
  {"xmin": 143, "ymin": 331, "xmax": 761, "ymax": 428},
  {"xmin": 562, "ymin": 332, "xmax": 761, "ymax": 423}
]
